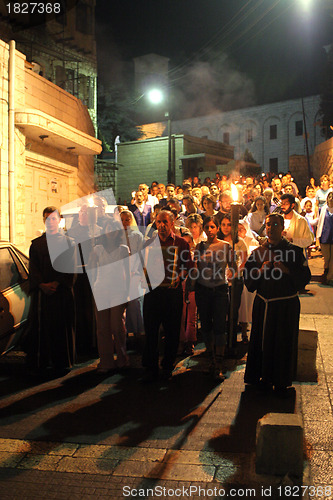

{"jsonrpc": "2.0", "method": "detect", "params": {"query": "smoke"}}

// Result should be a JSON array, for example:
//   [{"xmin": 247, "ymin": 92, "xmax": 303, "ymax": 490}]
[{"xmin": 172, "ymin": 55, "xmax": 256, "ymax": 119}]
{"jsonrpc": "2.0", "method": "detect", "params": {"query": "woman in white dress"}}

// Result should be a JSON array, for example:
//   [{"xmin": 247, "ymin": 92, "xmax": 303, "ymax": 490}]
[
  {"xmin": 246, "ymin": 196, "xmax": 270, "ymax": 239},
  {"xmin": 88, "ymin": 219, "xmax": 130, "ymax": 373}
]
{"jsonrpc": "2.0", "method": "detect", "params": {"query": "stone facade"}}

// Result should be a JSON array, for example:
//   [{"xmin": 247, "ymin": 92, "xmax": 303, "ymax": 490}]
[
  {"xmin": 0, "ymin": 0, "xmax": 97, "ymax": 130},
  {"xmin": 141, "ymin": 95, "xmax": 325, "ymax": 181},
  {"xmin": 0, "ymin": 39, "xmax": 101, "ymax": 251},
  {"xmin": 313, "ymin": 137, "xmax": 333, "ymax": 181}
]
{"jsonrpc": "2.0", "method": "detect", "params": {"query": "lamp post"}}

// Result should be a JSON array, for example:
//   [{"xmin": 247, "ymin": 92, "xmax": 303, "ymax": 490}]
[{"xmin": 147, "ymin": 89, "xmax": 174, "ymax": 185}]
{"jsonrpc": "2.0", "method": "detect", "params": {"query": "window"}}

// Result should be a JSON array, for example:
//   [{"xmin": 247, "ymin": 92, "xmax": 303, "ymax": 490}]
[
  {"xmin": 269, "ymin": 158, "xmax": 278, "ymax": 174},
  {"xmin": 223, "ymin": 132, "xmax": 230, "ymax": 145},
  {"xmin": 270, "ymin": 124, "xmax": 277, "ymax": 140},
  {"xmin": 15, "ymin": 249, "xmax": 29, "ymax": 273},
  {"xmin": 245, "ymin": 129, "xmax": 253, "ymax": 143},
  {"xmin": 0, "ymin": 248, "xmax": 22, "ymax": 291},
  {"xmin": 295, "ymin": 120, "xmax": 303, "ymax": 136}
]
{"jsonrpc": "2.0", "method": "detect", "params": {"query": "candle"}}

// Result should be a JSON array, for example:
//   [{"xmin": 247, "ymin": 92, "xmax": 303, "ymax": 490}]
[
  {"xmin": 230, "ymin": 184, "xmax": 240, "ymax": 247},
  {"xmin": 229, "ymin": 184, "xmax": 241, "ymax": 350}
]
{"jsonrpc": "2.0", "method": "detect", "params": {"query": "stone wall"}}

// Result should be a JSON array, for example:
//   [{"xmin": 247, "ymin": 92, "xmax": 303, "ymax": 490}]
[
  {"xmin": 0, "ymin": 39, "xmax": 100, "ymax": 249},
  {"xmin": 0, "ymin": 40, "xmax": 26, "ymax": 243},
  {"xmin": 25, "ymin": 70, "xmax": 95, "ymax": 136},
  {"xmin": 313, "ymin": 137, "xmax": 333, "ymax": 181},
  {"xmin": 117, "ymin": 135, "xmax": 185, "ymax": 204}
]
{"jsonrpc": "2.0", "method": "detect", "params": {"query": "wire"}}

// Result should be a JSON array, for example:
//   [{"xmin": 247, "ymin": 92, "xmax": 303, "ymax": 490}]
[
  {"xmin": 169, "ymin": 0, "xmax": 296, "ymax": 88},
  {"xmin": 168, "ymin": 0, "xmax": 268, "ymax": 78},
  {"xmin": 168, "ymin": 0, "xmax": 257, "ymax": 77}
]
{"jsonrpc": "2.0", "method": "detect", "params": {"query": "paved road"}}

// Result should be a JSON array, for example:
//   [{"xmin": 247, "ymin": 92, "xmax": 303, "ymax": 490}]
[{"xmin": 0, "ymin": 253, "xmax": 332, "ymax": 499}]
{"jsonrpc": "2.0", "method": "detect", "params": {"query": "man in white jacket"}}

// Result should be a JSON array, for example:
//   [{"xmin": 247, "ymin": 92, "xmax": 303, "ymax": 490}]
[{"xmin": 280, "ymin": 194, "xmax": 314, "ymax": 254}]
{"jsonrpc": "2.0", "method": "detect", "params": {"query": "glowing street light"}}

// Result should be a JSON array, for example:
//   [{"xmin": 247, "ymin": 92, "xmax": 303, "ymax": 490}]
[
  {"xmin": 146, "ymin": 88, "xmax": 174, "ymax": 184},
  {"xmin": 299, "ymin": 0, "xmax": 312, "ymax": 12},
  {"xmin": 147, "ymin": 88, "xmax": 164, "ymax": 105}
]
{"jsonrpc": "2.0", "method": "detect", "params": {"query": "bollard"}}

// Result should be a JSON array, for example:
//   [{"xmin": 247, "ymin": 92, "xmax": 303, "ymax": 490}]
[{"xmin": 256, "ymin": 413, "xmax": 303, "ymax": 476}]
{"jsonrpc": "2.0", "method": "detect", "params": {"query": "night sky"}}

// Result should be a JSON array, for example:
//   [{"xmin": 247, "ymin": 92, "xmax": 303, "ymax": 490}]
[{"xmin": 95, "ymin": 0, "xmax": 332, "ymax": 115}]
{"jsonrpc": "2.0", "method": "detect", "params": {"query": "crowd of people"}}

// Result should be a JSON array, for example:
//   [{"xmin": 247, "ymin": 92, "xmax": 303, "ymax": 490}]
[{"xmin": 25, "ymin": 170, "xmax": 333, "ymax": 393}]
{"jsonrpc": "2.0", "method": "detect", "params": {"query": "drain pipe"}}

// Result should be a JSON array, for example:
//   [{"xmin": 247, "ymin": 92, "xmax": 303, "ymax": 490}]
[{"xmin": 8, "ymin": 40, "xmax": 15, "ymax": 243}]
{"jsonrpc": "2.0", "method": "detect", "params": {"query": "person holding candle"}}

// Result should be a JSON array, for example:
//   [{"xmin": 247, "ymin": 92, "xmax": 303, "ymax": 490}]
[
  {"xmin": 88, "ymin": 219, "xmax": 130, "ymax": 373},
  {"xmin": 246, "ymin": 196, "xmax": 270, "ymax": 239},
  {"xmin": 237, "ymin": 220, "xmax": 259, "ymax": 343},
  {"xmin": 193, "ymin": 215, "xmax": 236, "ymax": 381},
  {"xmin": 67, "ymin": 204, "xmax": 103, "ymax": 356},
  {"xmin": 219, "ymin": 214, "xmax": 248, "ymax": 350}
]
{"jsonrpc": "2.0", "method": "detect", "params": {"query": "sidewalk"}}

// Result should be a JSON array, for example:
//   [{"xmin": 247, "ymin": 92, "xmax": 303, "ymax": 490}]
[{"xmin": 0, "ymin": 257, "xmax": 332, "ymax": 499}]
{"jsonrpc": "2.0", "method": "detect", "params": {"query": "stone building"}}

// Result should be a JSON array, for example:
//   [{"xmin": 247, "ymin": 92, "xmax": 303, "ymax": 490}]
[
  {"xmin": 0, "ymin": 39, "xmax": 101, "ymax": 251},
  {"xmin": 137, "ymin": 95, "xmax": 326, "ymax": 192},
  {"xmin": 0, "ymin": 0, "xmax": 98, "ymax": 129}
]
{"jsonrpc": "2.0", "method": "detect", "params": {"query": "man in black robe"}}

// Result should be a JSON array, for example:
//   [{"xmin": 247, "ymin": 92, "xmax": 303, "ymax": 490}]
[
  {"xmin": 26, "ymin": 207, "xmax": 75, "ymax": 377},
  {"xmin": 244, "ymin": 213, "xmax": 311, "ymax": 392},
  {"xmin": 67, "ymin": 204, "xmax": 102, "ymax": 355}
]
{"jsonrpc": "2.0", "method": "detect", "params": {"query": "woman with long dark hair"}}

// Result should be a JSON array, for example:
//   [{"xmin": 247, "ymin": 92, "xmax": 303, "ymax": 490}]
[
  {"xmin": 246, "ymin": 195, "xmax": 270, "ymax": 238},
  {"xmin": 193, "ymin": 215, "xmax": 235, "ymax": 380},
  {"xmin": 219, "ymin": 214, "xmax": 248, "ymax": 349}
]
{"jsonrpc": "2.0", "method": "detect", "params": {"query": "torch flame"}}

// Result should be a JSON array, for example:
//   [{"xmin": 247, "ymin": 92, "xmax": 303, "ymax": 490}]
[
  {"xmin": 231, "ymin": 184, "xmax": 239, "ymax": 202},
  {"xmin": 88, "ymin": 196, "xmax": 95, "ymax": 207}
]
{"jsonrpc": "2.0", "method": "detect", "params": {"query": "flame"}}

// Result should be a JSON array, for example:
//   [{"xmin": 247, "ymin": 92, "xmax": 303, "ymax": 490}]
[
  {"xmin": 88, "ymin": 196, "xmax": 95, "ymax": 207},
  {"xmin": 231, "ymin": 184, "xmax": 239, "ymax": 202}
]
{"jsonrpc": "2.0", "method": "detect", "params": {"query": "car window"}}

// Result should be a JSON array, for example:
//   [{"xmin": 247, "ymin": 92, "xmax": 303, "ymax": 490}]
[
  {"xmin": 0, "ymin": 248, "xmax": 22, "ymax": 291},
  {"xmin": 13, "ymin": 249, "xmax": 29, "ymax": 273},
  {"xmin": 10, "ymin": 248, "xmax": 28, "ymax": 280}
]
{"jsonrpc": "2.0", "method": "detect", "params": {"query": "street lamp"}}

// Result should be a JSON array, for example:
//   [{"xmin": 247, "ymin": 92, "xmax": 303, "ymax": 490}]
[
  {"xmin": 147, "ymin": 88, "xmax": 163, "ymax": 105},
  {"xmin": 146, "ymin": 88, "xmax": 174, "ymax": 185},
  {"xmin": 299, "ymin": 0, "xmax": 312, "ymax": 12}
]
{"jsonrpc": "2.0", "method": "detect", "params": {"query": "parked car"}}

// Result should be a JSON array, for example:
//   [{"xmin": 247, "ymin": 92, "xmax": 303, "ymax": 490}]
[{"xmin": 0, "ymin": 242, "xmax": 30, "ymax": 356}]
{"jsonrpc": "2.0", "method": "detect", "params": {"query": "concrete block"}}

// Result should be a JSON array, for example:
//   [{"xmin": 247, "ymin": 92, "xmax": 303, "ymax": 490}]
[
  {"xmin": 297, "ymin": 318, "xmax": 318, "ymax": 382},
  {"xmin": 256, "ymin": 413, "xmax": 303, "ymax": 476}
]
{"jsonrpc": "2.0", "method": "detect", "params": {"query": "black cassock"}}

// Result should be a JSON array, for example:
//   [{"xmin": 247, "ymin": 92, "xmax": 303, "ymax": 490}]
[
  {"xmin": 244, "ymin": 237, "xmax": 311, "ymax": 388},
  {"xmin": 26, "ymin": 232, "xmax": 75, "ymax": 372}
]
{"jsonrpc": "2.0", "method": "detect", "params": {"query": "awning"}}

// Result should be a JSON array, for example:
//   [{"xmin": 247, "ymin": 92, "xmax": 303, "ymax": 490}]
[{"xmin": 15, "ymin": 109, "xmax": 102, "ymax": 155}]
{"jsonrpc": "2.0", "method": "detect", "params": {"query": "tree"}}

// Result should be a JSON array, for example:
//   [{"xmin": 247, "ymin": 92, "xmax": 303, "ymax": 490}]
[{"xmin": 97, "ymin": 84, "xmax": 142, "ymax": 153}]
